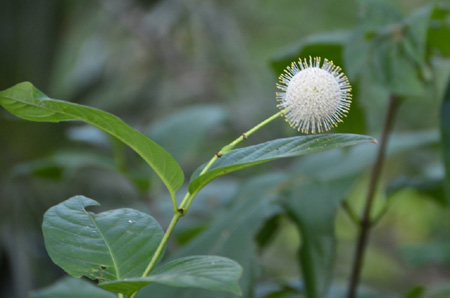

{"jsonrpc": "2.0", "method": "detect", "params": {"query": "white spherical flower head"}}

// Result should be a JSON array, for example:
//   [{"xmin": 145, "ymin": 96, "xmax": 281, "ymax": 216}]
[{"xmin": 276, "ymin": 57, "xmax": 352, "ymax": 134}]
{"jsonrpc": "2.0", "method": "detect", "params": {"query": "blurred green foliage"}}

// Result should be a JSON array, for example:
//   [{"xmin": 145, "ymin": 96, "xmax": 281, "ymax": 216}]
[{"xmin": 1, "ymin": 0, "xmax": 450, "ymax": 298}]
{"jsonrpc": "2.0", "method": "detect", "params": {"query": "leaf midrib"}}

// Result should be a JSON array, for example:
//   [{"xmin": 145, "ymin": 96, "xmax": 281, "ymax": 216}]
[{"xmin": 83, "ymin": 208, "xmax": 121, "ymax": 280}]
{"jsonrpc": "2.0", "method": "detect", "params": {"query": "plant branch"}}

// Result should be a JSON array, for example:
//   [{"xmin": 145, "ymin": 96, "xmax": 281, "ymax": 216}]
[
  {"xmin": 198, "ymin": 109, "xmax": 287, "ymax": 177},
  {"xmin": 132, "ymin": 108, "xmax": 286, "ymax": 297},
  {"xmin": 129, "ymin": 212, "xmax": 183, "ymax": 298},
  {"xmin": 346, "ymin": 95, "xmax": 399, "ymax": 298},
  {"xmin": 179, "ymin": 108, "xmax": 287, "ymax": 212},
  {"xmin": 141, "ymin": 213, "xmax": 182, "ymax": 277}
]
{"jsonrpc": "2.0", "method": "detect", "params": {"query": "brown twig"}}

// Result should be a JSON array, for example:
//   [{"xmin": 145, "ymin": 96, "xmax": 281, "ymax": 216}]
[{"xmin": 346, "ymin": 95, "xmax": 399, "ymax": 298}]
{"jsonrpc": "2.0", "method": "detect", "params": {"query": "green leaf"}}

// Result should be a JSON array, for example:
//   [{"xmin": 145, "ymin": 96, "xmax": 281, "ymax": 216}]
[
  {"xmin": 344, "ymin": 0, "xmax": 402, "ymax": 79},
  {"xmin": 441, "ymin": 78, "xmax": 450, "ymax": 206},
  {"xmin": 355, "ymin": 0, "xmax": 402, "ymax": 30},
  {"xmin": 0, "ymin": 82, "xmax": 184, "ymax": 198},
  {"xmin": 138, "ymin": 173, "xmax": 286, "ymax": 298},
  {"xmin": 403, "ymin": 5, "xmax": 433, "ymax": 65},
  {"xmin": 285, "ymin": 178, "xmax": 356, "ymax": 298},
  {"xmin": 99, "ymin": 256, "xmax": 243, "ymax": 296},
  {"xmin": 366, "ymin": 31, "xmax": 425, "ymax": 97},
  {"xmin": 189, "ymin": 134, "xmax": 376, "ymax": 194},
  {"xmin": 344, "ymin": 1, "xmax": 434, "ymax": 97},
  {"xmin": 289, "ymin": 130, "xmax": 439, "ymax": 180},
  {"xmin": 42, "ymin": 196, "xmax": 164, "ymax": 281},
  {"xmin": 29, "ymin": 277, "xmax": 116, "ymax": 298}
]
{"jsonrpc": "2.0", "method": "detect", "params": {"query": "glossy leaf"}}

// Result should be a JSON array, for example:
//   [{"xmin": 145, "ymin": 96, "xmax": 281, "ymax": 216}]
[
  {"xmin": 189, "ymin": 134, "xmax": 376, "ymax": 194},
  {"xmin": 29, "ymin": 277, "xmax": 116, "ymax": 298},
  {"xmin": 99, "ymin": 256, "xmax": 243, "ymax": 296},
  {"xmin": 42, "ymin": 196, "xmax": 164, "ymax": 281},
  {"xmin": 0, "ymin": 82, "xmax": 184, "ymax": 198}
]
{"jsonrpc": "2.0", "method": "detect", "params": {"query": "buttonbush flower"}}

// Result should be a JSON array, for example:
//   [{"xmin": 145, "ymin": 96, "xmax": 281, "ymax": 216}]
[{"xmin": 276, "ymin": 57, "xmax": 352, "ymax": 134}]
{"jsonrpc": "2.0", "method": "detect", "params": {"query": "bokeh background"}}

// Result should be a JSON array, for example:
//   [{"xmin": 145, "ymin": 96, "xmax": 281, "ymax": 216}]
[{"xmin": 1, "ymin": 0, "xmax": 449, "ymax": 297}]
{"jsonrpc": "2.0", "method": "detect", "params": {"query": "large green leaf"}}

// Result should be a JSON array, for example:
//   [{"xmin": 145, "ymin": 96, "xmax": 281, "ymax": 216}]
[
  {"xmin": 42, "ymin": 196, "xmax": 164, "ymax": 281},
  {"xmin": 29, "ymin": 277, "xmax": 116, "ymax": 298},
  {"xmin": 371, "ymin": 37, "xmax": 425, "ymax": 96},
  {"xmin": 99, "ymin": 256, "xmax": 243, "ymax": 296},
  {"xmin": 343, "ymin": 0, "xmax": 402, "ymax": 80},
  {"xmin": 188, "ymin": 134, "xmax": 376, "ymax": 194},
  {"xmin": 0, "ymin": 82, "xmax": 184, "ymax": 198},
  {"xmin": 285, "ymin": 177, "xmax": 356, "ymax": 298},
  {"xmin": 344, "ymin": 2, "xmax": 433, "ymax": 97},
  {"xmin": 441, "ymin": 78, "xmax": 450, "ymax": 206}
]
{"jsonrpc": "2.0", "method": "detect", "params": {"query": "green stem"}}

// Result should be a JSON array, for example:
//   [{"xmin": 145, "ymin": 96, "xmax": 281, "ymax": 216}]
[
  {"xmin": 131, "ymin": 108, "xmax": 286, "ymax": 297},
  {"xmin": 198, "ymin": 109, "xmax": 287, "ymax": 177},
  {"xmin": 142, "ymin": 213, "xmax": 182, "ymax": 277},
  {"xmin": 129, "ymin": 213, "xmax": 183, "ymax": 298},
  {"xmin": 180, "ymin": 108, "xmax": 287, "ymax": 212}
]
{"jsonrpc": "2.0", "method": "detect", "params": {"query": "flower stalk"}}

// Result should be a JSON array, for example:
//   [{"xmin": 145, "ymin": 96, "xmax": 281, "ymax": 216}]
[
  {"xmin": 198, "ymin": 109, "xmax": 287, "ymax": 177},
  {"xmin": 135, "ymin": 56, "xmax": 353, "ymax": 298},
  {"xmin": 137, "ymin": 108, "xmax": 288, "ymax": 294}
]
